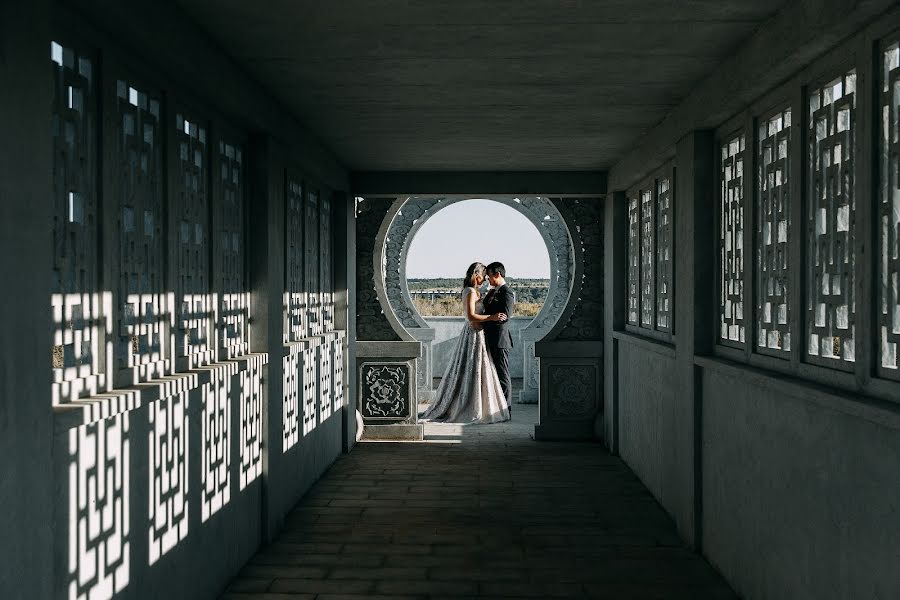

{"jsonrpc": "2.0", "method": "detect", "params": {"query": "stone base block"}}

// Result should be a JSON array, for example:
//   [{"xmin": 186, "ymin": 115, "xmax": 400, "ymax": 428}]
[{"xmin": 361, "ymin": 423, "xmax": 424, "ymax": 441}]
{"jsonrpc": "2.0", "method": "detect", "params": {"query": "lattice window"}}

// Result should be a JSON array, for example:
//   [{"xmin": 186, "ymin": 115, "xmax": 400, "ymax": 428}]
[
  {"xmin": 240, "ymin": 355, "xmax": 264, "ymax": 489},
  {"xmin": 202, "ymin": 368, "xmax": 230, "ymax": 522},
  {"xmin": 174, "ymin": 113, "xmax": 213, "ymax": 370},
  {"xmin": 627, "ymin": 195, "xmax": 640, "ymax": 325},
  {"xmin": 319, "ymin": 340, "xmax": 333, "ymax": 422},
  {"xmin": 285, "ymin": 179, "xmax": 306, "ymax": 343},
  {"xmin": 320, "ymin": 192, "xmax": 334, "ymax": 333},
  {"xmin": 655, "ymin": 177, "xmax": 673, "ymax": 332},
  {"xmin": 807, "ymin": 71, "xmax": 856, "ymax": 364},
  {"xmin": 332, "ymin": 333, "xmax": 345, "ymax": 414},
  {"xmin": 640, "ymin": 189, "xmax": 654, "ymax": 327},
  {"xmin": 148, "ymin": 392, "xmax": 189, "ymax": 565},
  {"xmin": 757, "ymin": 108, "xmax": 793, "ymax": 354},
  {"xmin": 115, "ymin": 80, "xmax": 167, "ymax": 382},
  {"xmin": 880, "ymin": 40, "xmax": 900, "ymax": 372},
  {"xmin": 51, "ymin": 42, "xmax": 105, "ymax": 402},
  {"xmin": 306, "ymin": 189, "xmax": 322, "ymax": 337},
  {"xmin": 720, "ymin": 134, "xmax": 746, "ymax": 344},
  {"xmin": 302, "ymin": 345, "xmax": 318, "ymax": 435},
  {"xmin": 282, "ymin": 350, "xmax": 300, "ymax": 451},
  {"xmin": 66, "ymin": 414, "xmax": 130, "ymax": 598},
  {"xmin": 216, "ymin": 140, "xmax": 249, "ymax": 359}
]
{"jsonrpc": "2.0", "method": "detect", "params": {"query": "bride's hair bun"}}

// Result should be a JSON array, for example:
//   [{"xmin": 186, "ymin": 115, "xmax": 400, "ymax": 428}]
[{"xmin": 462, "ymin": 262, "xmax": 486, "ymax": 290}]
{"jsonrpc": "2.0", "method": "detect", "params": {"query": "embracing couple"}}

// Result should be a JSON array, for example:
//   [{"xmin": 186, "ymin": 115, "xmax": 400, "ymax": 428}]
[{"xmin": 421, "ymin": 261, "xmax": 514, "ymax": 424}]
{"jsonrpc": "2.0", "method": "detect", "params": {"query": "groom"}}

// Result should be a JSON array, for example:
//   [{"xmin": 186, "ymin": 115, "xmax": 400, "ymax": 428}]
[{"xmin": 482, "ymin": 262, "xmax": 515, "ymax": 409}]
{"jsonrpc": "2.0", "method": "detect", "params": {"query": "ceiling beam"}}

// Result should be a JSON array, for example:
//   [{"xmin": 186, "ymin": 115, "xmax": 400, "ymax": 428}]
[{"xmin": 350, "ymin": 171, "xmax": 607, "ymax": 197}]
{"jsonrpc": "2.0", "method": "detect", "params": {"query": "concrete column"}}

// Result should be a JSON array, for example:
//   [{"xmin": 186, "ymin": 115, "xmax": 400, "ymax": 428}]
[
  {"xmin": 247, "ymin": 134, "xmax": 286, "ymax": 541},
  {"xmin": 603, "ymin": 191, "xmax": 628, "ymax": 453},
  {"xmin": 0, "ymin": 0, "xmax": 54, "ymax": 595},
  {"xmin": 332, "ymin": 192, "xmax": 358, "ymax": 451},
  {"xmin": 673, "ymin": 130, "xmax": 716, "ymax": 548}
]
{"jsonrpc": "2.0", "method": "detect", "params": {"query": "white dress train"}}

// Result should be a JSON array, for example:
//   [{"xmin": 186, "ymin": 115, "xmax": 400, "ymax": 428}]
[{"xmin": 420, "ymin": 287, "xmax": 511, "ymax": 424}]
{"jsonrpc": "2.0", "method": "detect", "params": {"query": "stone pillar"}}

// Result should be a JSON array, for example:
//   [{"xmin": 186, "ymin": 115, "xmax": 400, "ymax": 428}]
[
  {"xmin": 534, "ymin": 197, "xmax": 605, "ymax": 441},
  {"xmin": 409, "ymin": 327, "xmax": 436, "ymax": 401},
  {"xmin": 0, "ymin": 0, "xmax": 54, "ymax": 594},
  {"xmin": 603, "ymin": 191, "xmax": 628, "ymax": 453},
  {"xmin": 673, "ymin": 130, "xmax": 716, "ymax": 548},
  {"xmin": 332, "ymin": 192, "xmax": 357, "ymax": 451}
]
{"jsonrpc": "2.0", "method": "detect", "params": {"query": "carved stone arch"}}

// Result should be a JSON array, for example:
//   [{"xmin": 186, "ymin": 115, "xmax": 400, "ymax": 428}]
[{"xmin": 377, "ymin": 195, "xmax": 577, "ymax": 403}]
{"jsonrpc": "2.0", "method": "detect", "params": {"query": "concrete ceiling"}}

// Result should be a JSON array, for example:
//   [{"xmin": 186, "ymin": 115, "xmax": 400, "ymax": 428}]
[{"xmin": 174, "ymin": 0, "xmax": 785, "ymax": 171}]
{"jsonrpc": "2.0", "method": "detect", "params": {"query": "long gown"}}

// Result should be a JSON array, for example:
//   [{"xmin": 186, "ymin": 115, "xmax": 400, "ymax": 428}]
[{"xmin": 420, "ymin": 287, "xmax": 511, "ymax": 423}]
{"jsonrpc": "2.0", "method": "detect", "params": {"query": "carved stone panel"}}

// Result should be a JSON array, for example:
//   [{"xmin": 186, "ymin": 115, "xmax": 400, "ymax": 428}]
[
  {"xmin": 360, "ymin": 363, "xmax": 411, "ymax": 420},
  {"xmin": 547, "ymin": 364, "xmax": 598, "ymax": 419},
  {"xmin": 553, "ymin": 198, "xmax": 604, "ymax": 341}
]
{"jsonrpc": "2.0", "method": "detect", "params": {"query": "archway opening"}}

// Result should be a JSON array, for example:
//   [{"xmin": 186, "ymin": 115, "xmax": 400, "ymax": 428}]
[{"xmin": 403, "ymin": 199, "xmax": 553, "ymax": 404}]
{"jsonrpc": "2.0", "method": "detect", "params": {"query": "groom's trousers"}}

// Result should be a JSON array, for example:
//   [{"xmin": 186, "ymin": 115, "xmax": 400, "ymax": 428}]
[{"xmin": 489, "ymin": 346, "xmax": 512, "ymax": 404}]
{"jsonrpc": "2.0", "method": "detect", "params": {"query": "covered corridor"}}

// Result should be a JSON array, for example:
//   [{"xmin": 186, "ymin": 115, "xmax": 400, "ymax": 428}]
[
  {"xmin": 224, "ymin": 407, "xmax": 736, "ymax": 599},
  {"xmin": 2, "ymin": 1, "xmax": 899, "ymax": 599}
]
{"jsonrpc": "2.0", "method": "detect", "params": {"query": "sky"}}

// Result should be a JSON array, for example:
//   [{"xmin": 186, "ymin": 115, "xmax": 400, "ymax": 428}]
[{"xmin": 405, "ymin": 199, "xmax": 551, "ymax": 279}]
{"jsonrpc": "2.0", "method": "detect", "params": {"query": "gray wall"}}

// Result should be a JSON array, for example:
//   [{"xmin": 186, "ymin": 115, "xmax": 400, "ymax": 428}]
[
  {"xmin": 425, "ymin": 316, "xmax": 531, "ymax": 379},
  {"xmin": 606, "ymin": 3, "xmax": 900, "ymax": 599},
  {"xmin": 0, "ymin": 1, "xmax": 54, "ymax": 597},
  {"xmin": 701, "ymin": 365, "xmax": 900, "ymax": 600}
]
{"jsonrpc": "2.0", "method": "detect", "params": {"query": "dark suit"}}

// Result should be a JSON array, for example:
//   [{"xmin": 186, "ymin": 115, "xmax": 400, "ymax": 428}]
[{"xmin": 482, "ymin": 284, "xmax": 515, "ymax": 403}]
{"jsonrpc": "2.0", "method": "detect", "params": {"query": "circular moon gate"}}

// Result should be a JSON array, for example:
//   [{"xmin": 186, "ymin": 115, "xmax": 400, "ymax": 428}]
[{"xmin": 380, "ymin": 196, "xmax": 576, "ymax": 403}]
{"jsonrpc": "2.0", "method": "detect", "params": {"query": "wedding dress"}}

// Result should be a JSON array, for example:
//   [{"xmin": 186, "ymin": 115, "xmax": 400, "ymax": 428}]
[{"xmin": 420, "ymin": 287, "xmax": 511, "ymax": 423}]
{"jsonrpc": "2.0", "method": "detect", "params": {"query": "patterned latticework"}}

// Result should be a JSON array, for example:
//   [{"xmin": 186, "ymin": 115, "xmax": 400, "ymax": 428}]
[
  {"xmin": 115, "ymin": 80, "xmax": 167, "ymax": 380},
  {"xmin": 807, "ymin": 71, "xmax": 856, "ymax": 363},
  {"xmin": 148, "ymin": 392, "xmax": 189, "ymax": 565},
  {"xmin": 217, "ymin": 140, "xmax": 248, "ymax": 359},
  {"xmin": 202, "ymin": 368, "xmax": 231, "ymax": 522},
  {"xmin": 320, "ymin": 193, "xmax": 334, "ymax": 333},
  {"xmin": 302, "ymin": 346, "xmax": 318, "ymax": 435},
  {"xmin": 332, "ymin": 333, "xmax": 345, "ymax": 414},
  {"xmin": 655, "ymin": 177, "xmax": 673, "ymax": 332},
  {"xmin": 51, "ymin": 42, "xmax": 104, "ymax": 401},
  {"xmin": 881, "ymin": 41, "xmax": 900, "ymax": 371},
  {"xmin": 285, "ymin": 180, "xmax": 306, "ymax": 343},
  {"xmin": 282, "ymin": 350, "xmax": 300, "ymax": 451},
  {"xmin": 240, "ymin": 355, "xmax": 264, "ymax": 489},
  {"xmin": 66, "ymin": 414, "xmax": 130, "ymax": 598},
  {"xmin": 640, "ymin": 189, "xmax": 654, "ymax": 327},
  {"xmin": 757, "ymin": 108, "xmax": 793, "ymax": 354},
  {"xmin": 318, "ymin": 338, "xmax": 333, "ymax": 423},
  {"xmin": 626, "ymin": 195, "xmax": 639, "ymax": 325},
  {"xmin": 174, "ymin": 114, "xmax": 213, "ymax": 369},
  {"xmin": 720, "ymin": 134, "xmax": 746, "ymax": 344},
  {"xmin": 306, "ymin": 189, "xmax": 322, "ymax": 337}
]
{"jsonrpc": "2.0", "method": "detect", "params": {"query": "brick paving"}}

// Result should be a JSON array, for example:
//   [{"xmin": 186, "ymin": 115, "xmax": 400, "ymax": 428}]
[{"xmin": 222, "ymin": 405, "xmax": 737, "ymax": 599}]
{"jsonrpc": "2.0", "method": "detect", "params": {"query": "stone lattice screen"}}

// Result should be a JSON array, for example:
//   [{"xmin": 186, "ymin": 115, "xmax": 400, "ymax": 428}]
[
  {"xmin": 719, "ymin": 133, "xmax": 746, "ymax": 346},
  {"xmin": 757, "ymin": 108, "xmax": 793, "ymax": 355},
  {"xmin": 51, "ymin": 42, "xmax": 105, "ymax": 403},
  {"xmin": 880, "ymin": 36, "xmax": 900, "ymax": 377},
  {"xmin": 807, "ymin": 71, "xmax": 857, "ymax": 365},
  {"xmin": 625, "ymin": 166, "xmax": 675, "ymax": 340}
]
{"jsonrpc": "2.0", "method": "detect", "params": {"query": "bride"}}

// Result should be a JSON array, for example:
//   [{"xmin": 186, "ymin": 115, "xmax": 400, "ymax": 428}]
[{"xmin": 420, "ymin": 262, "xmax": 511, "ymax": 423}]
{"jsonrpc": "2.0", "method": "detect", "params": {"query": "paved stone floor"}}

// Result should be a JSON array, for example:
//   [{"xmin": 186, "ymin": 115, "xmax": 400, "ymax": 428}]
[{"xmin": 222, "ymin": 405, "xmax": 738, "ymax": 599}]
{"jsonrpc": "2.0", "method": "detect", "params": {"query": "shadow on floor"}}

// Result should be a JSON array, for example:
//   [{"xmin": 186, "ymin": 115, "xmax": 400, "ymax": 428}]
[{"xmin": 220, "ymin": 403, "xmax": 738, "ymax": 599}]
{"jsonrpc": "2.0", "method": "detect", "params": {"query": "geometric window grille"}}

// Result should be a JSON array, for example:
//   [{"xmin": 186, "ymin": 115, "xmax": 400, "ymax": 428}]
[
  {"xmin": 807, "ymin": 71, "xmax": 856, "ymax": 364},
  {"xmin": 216, "ymin": 140, "xmax": 249, "ymax": 359},
  {"xmin": 880, "ymin": 39, "xmax": 900, "ymax": 372},
  {"xmin": 240, "ymin": 355, "xmax": 264, "ymax": 490},
  {"xmin": 626, "ymin": 171, "xmax": 675, "ymax": 338},
  {"xmin": 115, "ymin": 79, "xmax": 167, "ymax": 382},
  {"xmin": 306, "ymin": 189, "xmax": 322, "ymax": 337},
  {"xmin": 51, "ymin": 41, "xmax": 104, "ymax": 402},
  {"xmin": 757, "ymin": 108, "xmax": 792, "ymax": 354},
  {"xmin": 627, "ymin": 194, "xmax": 640, "ymax": 325},
  {"xmin": 320, "ymin": 192, "xmax": 334, "ymax": 333},
  {"xmin": 720, "ymin": 134, "xmax": 746, "ymax": 345},
  {"xmin": 655, "ymin": 177, "xmax": 673, "ymax": 332},
  {"xmin": 282, "ymin": 350, "xmax": 300, "ymax": 451},
  {"xmin": 201, "ymin": 369, "xmax": 230, "ymax": 522},
  {"xmin": 148, "ymin": 392, "xmax": 189, "ymax": 565},
  {"xmin": 640, "ymin": 189, "xmax": 654, "ymax": 327},
  {"xmin": 285, "ymin": 179, "xmax": 306, "ymax": 343},
  {"xmin": 174, "ymin": 113, "xmax": 213, "ymax": 370}
]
